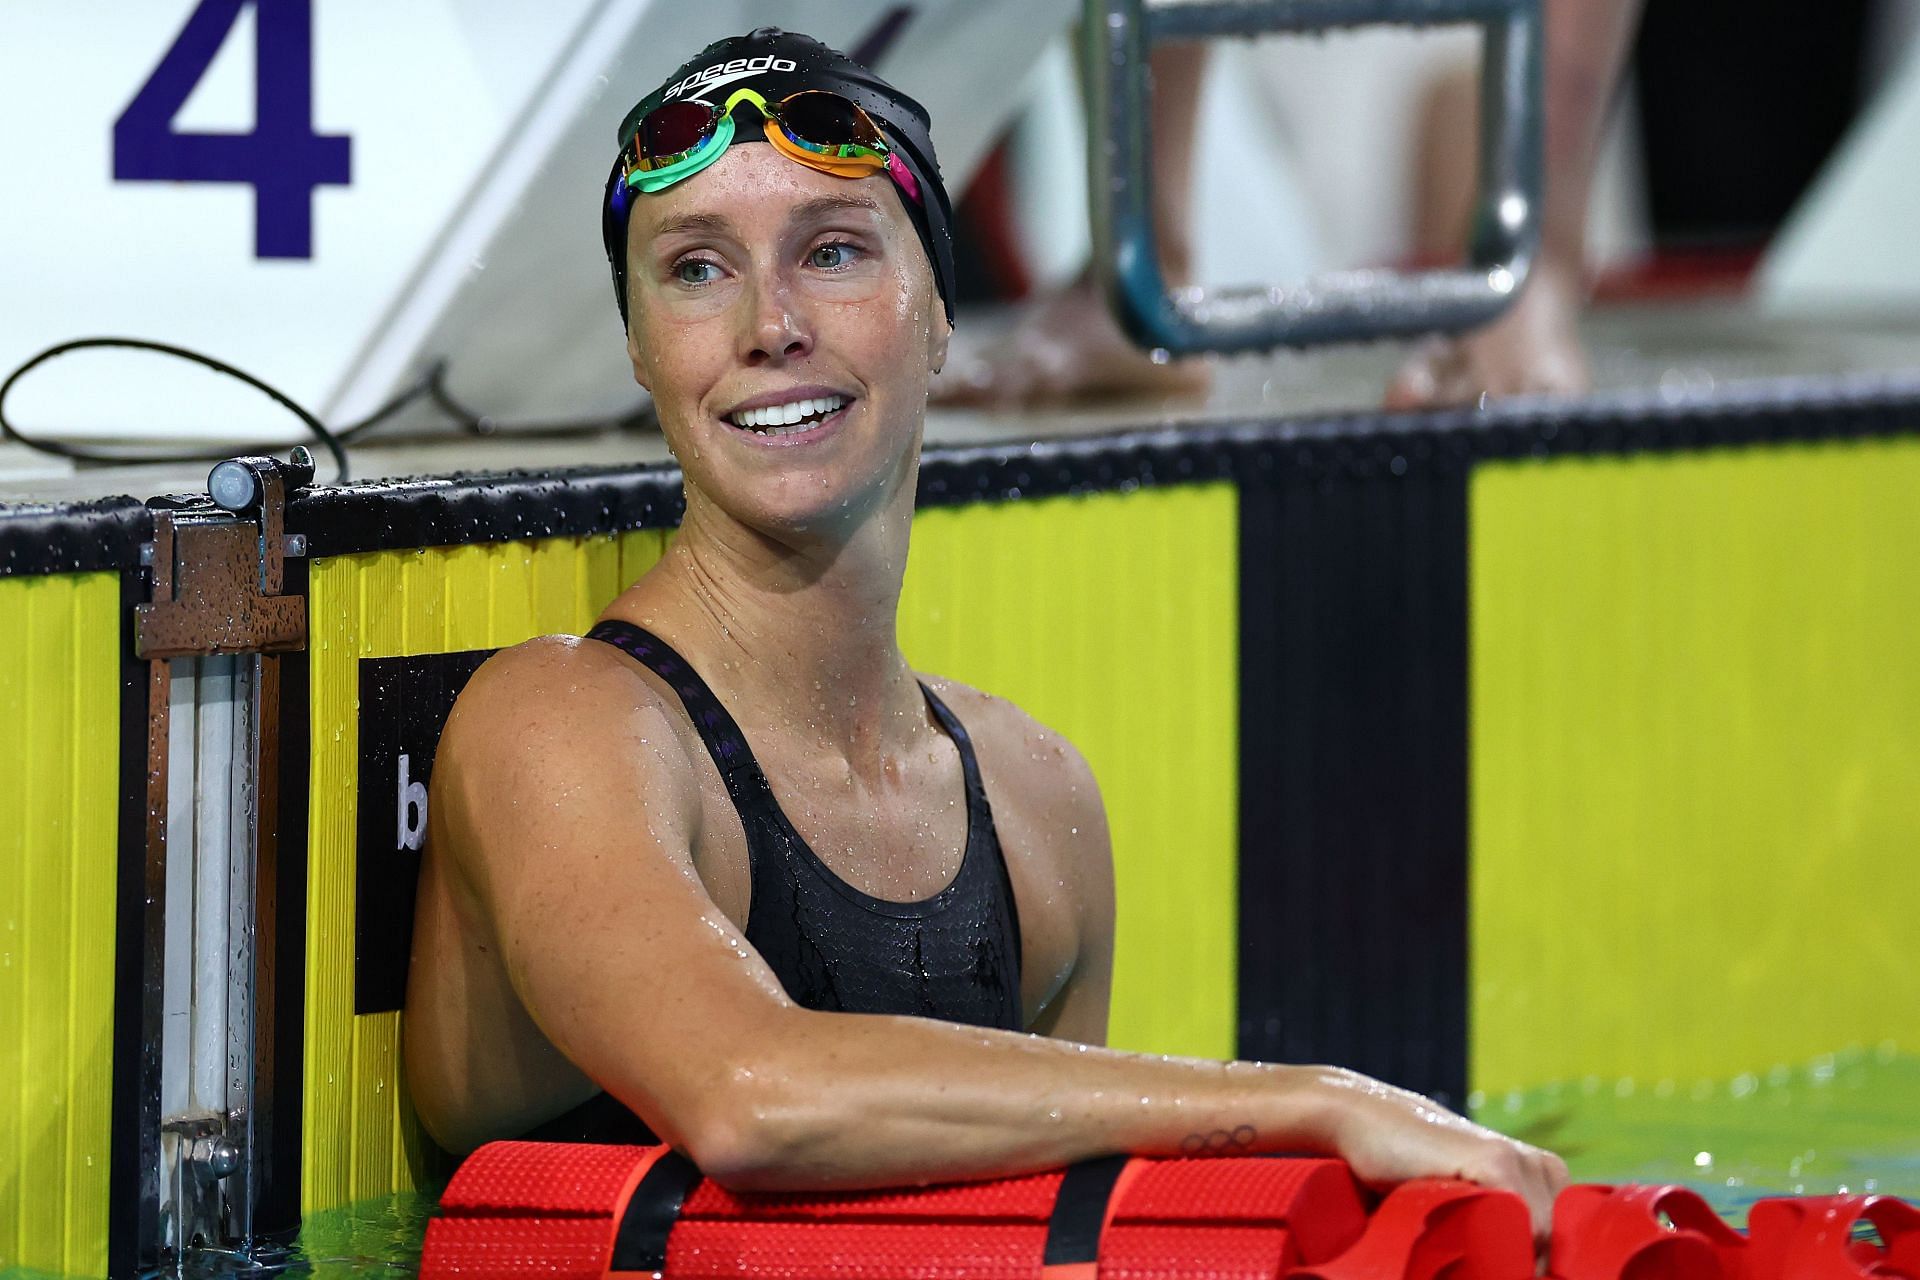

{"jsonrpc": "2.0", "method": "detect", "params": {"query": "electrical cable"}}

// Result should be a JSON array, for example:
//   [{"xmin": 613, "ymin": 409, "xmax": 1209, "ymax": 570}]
[
  {"xmin": 0, "ymin": 336, "xmax": 353, "ymax": 481},
  {"xmin": 424, "ymin": 360, "xmax": 492, "ymax": 436},
  {"xmin": 0, "ymin": 337, "xmax": 657, "ymax": 487},
  {"xmin": 333, "ymin": 360, "xmax": 452, "ymax": 444}
]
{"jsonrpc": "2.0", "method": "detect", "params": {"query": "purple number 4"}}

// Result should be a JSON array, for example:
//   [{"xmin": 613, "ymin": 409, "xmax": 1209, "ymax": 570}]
[{"xmin": 114, "ymin": 0, "xmax": 351, "ymax": 259}]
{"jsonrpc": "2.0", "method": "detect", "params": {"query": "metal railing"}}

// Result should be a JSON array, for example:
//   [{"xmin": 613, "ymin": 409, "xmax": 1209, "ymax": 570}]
[{"xmin": 1085, "ymin": 0, "xmax": 1543, "ymax": 353}]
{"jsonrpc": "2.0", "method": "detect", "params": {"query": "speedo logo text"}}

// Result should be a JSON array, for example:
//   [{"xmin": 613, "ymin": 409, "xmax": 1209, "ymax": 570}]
[{"xmin": 662, "ymin": 55, "xmax": 798, "ymax": 102}]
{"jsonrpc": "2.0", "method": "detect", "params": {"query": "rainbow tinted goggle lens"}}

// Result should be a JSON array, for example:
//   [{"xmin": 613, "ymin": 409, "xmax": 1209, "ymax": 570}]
[{"xmin": 613, "ymin": 88, "xmax": 921, "ymax": 205}]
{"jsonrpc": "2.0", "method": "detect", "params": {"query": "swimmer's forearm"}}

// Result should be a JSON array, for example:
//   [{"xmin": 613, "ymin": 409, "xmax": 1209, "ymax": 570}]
[{"xmin": 677, "ymin": 1010, "xmax": 1352, "ymax": 1189}]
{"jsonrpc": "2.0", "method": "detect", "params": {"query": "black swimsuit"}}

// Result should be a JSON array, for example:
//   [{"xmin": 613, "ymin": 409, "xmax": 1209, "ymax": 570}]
[{"xmin": 522, "ymin": 620, "xmax": 1025, "ymax": 1143}]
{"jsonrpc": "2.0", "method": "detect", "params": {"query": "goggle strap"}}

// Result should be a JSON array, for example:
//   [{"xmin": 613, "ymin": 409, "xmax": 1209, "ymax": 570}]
[{"xmin": 884, "ymin": 152, "xmax": 921, "ymax": 204}]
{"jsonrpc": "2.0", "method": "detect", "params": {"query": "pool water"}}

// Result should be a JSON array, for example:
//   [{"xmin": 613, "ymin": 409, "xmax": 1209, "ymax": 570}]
[
  {"xmin": 33, "ymin": 1050, "xmax": 1915, "ymax": 1278},
  {"xmin": 1485, "ymin": 1044, "xmax": 1920, "ymax": 1224}
]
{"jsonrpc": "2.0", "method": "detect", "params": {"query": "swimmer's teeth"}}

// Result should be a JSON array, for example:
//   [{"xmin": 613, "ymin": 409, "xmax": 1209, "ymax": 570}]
[{"xmin": 730, "ymin": 395, "xmax": 847, "ymax": 433}]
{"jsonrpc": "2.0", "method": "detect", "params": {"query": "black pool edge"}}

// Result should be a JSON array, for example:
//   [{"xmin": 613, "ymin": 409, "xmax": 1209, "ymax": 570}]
[{"xmin": 5, "ymin": 371, "xmax": 1919, "ymax": 572}]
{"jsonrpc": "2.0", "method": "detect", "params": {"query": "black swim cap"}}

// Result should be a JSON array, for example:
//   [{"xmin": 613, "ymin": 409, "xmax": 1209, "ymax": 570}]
[{"xmin": 601, "ymin": 28, "xmax": 956, "ymax": 330}]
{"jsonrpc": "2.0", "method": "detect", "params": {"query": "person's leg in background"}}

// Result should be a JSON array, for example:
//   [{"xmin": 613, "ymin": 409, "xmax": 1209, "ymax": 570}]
[
  {"xmin": 935, "ymin": 42, "xmax": 1214, "ymax": 406},
  {"xmin": 937, "ymin": 0, "xmax": 1645, "ymax": 411},
  {"xmin": 1387, "ymin": 0, "xmax": 1646, "ymax": 408}
]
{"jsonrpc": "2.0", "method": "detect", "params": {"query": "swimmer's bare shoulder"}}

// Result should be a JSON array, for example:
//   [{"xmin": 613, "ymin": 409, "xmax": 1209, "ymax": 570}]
[
  {"xmin": 405, "ymin": 632, "xmax": 715, "ymax": 1150},
  {"xmin": 915, "ymin": 676, "xmax": 1115, "ymax": 1045}
]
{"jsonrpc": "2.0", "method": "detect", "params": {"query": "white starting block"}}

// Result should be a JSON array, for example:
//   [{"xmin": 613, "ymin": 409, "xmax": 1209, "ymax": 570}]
[{"xmin": 1, "ymin": 0, "xmax": 1070, "ymax": 446}]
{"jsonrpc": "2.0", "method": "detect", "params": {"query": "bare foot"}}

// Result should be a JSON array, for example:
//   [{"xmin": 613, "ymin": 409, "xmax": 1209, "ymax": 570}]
[
  {"xmin": 1384, "ymin": 261, "xmax": 1591, "ymax": 410},
  {"xmin": 933, "ymin": 274, "xmax": 1214, "ymax": 408}
]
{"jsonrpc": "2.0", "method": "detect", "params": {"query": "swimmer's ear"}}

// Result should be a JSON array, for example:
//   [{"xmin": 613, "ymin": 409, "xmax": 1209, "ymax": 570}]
[
  {"xmin": 623, "ymin": 221, "xmax": 653, "ymax": 390},
  {"xmin": 626, "ymin": 322, "xmax": 653, "ymax": 392},
  {"xmin": 928, "ymin": 308, "xmax": 952, "ymax": 378}
]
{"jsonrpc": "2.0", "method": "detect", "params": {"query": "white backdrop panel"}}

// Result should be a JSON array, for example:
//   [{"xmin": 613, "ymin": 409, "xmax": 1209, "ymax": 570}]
[{"xmin": 1, "ymin": 1, "xmax": 1068, "ymax": 444}]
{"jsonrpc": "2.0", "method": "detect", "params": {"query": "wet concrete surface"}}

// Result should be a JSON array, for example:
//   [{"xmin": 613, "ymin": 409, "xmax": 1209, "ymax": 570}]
[{"xmin": 4, "ymin": 300, "xmax": 1918, "ymax": 507}]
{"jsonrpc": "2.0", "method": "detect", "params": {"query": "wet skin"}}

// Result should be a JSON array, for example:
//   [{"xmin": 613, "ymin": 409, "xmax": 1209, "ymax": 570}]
[{"xmin": 403, "ymin": 143, "xmax": 1567, "ymax": 1239}]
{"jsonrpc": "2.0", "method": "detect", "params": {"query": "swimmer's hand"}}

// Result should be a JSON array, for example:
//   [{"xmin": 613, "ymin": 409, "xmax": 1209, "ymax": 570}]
[{"xmin": 1317, "ymin": 1066, "xmax": 1568, "ymax": 1244}]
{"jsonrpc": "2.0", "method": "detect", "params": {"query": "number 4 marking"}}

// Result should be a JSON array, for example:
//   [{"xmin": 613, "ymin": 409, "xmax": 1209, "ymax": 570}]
[{"xmin": 114, "ymin": 0, "xmax": 351, "ymax": 259}]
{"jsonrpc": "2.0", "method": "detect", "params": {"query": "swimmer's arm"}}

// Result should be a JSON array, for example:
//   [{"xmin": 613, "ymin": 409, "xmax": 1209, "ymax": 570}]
[
  {"xmin": 456, "ymin": 645, "xmax": 1564, "ymax": 1235},
  {"xmin": 1024, "ymin": 745, "xmax": 1115, "ymax": 1048},
  {"xmin": 1024, "ymin": 911, "xmax": 1112, "ymax": 1045}
]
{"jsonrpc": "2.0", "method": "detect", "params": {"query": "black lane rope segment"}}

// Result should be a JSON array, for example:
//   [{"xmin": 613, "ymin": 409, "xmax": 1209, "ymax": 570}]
[
  {"xmin": 609, "ymin": 1150, "xmax": 703, "ymax": 1273},
  {"xmin": 1043, "ymin": 1154, "xmax": 1132, "ymax": 1269},
  {"xmin": 604, "ymin": 1150, "xmax": 1133, "ymax": 1274}
]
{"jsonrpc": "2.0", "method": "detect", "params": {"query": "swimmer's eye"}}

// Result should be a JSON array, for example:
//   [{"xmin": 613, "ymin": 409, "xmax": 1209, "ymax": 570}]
[
  {"xmin": 672, "ymin": 257, "xmax": 723, "ymax": 287},
  {"xmin": 808, "ymin": 241, "xmax": 859, "ymax": 271}
]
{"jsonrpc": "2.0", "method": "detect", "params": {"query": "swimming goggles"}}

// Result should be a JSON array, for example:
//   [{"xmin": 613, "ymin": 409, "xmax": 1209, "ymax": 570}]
[{"xmin": 614, "ymin": 87, "xmax": 921, "ymax": 204}]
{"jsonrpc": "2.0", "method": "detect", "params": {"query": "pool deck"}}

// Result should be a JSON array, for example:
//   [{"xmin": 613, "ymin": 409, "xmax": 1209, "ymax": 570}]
[{"xmin": 4, "ymin": 299, "xmax": 1918, "ymax": 507}]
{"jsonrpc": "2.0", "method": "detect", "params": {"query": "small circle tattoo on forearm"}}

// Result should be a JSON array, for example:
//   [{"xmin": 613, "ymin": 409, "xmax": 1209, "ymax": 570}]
[{"xmin": 1179, "ymin": 1125, "xmax": 1258, "ymax": 1156}]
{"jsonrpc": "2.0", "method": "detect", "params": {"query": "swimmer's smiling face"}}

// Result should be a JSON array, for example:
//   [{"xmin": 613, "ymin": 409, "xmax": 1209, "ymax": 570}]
[{"xmin": 623, "ymin": 143, "xmax": 950, "ymax": 534}]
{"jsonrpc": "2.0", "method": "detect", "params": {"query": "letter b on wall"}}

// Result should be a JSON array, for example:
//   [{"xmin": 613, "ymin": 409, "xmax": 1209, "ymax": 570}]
[
  {"xmin": 355, "ymin": 649, "xmax": 494, "ymax": 1013},
  {"xmin": 396, "ymin": 753, "xmax": 428, "ymax": 851}
]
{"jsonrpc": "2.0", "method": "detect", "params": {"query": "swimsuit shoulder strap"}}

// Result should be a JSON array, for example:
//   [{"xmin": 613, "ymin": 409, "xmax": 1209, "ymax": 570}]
[
  {"xmin": 916, "ymin": 682, "xmax": 992, "ymax": 826},
  {"xmin": 583, "ymin": 619, "xmax": 774, "ymax": 810}
]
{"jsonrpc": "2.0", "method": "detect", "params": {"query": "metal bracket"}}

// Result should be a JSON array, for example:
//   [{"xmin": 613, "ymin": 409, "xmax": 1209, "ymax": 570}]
[
  {"xmin": 128, "ymin": 448, "xmax": 314, "ymax": 1268},
  {"xmin": 135, "ymin": 457, "xmax": 308, "ymax": 660},
  {"xmin": 162, "ymin": 1115, "xmax": 242, "ymax": 1251},
  {"xmin": 1086, "ymin": 0, "xmax": 1544, "ymax": 353}
]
